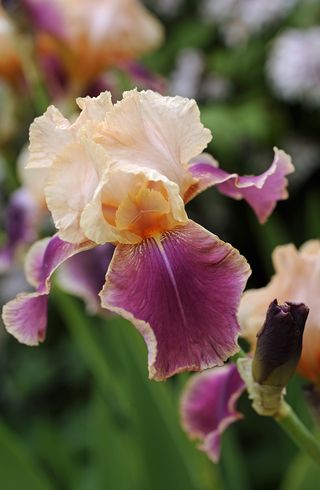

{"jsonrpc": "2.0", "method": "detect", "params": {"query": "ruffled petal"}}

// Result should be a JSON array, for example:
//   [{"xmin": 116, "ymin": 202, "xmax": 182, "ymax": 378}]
[
  {"xmin": 2, "ymin": 235, "xmax": 93, "ymax": 345},
  {"xmin": 45, "ymin": 142, "xmax": 100, "ymax": 243},
  {"xmin": 180, "ymin": 364, "xmax": 245, "ymax": 462},
  {"xmin": 0, "ymin": 188, "xmax": 39, "ymax": 272},
  {"xmin": 28, "ymin": 105, "xmax": 72, "ymax": 169},
  {"xmin": 94, "ymin": 89, "xmax": 212, "ymax": 192},
  {"xmin": 187, "ymin": 148, "xmax": 294, "ymax": 223},
  {"xmin": 100, "ymin": 220, "xmax": 250, "ymax": 380},
  {"xmin": 28, "ymin": 91, "xmax": 113, "ymax": 169},
  {"xmin": 57, "ymin": 244, "xmax": 114, "ymax": 314}
]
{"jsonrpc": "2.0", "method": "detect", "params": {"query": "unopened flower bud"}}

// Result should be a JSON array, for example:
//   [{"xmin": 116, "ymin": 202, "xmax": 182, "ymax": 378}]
[{"xmin": 252, "ymin": 299, "xmax": 309, "ymax": 387}]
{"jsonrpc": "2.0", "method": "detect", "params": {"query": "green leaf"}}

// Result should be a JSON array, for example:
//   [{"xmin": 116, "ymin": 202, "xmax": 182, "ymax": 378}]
[
  {"xmin": 0, "ymin": 419, "xmax": 54, "ymax": 490},
  {"xmin": 281, "ymin": 452, "xmax": 320, "ymax": 490}
]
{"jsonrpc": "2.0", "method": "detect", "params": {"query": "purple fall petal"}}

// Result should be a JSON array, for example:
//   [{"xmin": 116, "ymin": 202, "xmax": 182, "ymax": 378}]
[
  {"xmin": 2, "ymin": 235, "xmax": 93, "ymax": 345},
  {"xmin": 100, "ymin": 220, "xmax": 250, "ymax": 380},
  {"xmin": 188, "ymin": 148, "xmax": 294, "ymax": 223},
  {"xmin": 180, "ymin": 364, "xmax": 245, "ymax": 463},
  {"xmin": 57, "ymin": 244, "xmax": 114, "ymax": 314},
  {"xmin": 0, "ymin": 188, "xmax": 39, "ymax": 272}
]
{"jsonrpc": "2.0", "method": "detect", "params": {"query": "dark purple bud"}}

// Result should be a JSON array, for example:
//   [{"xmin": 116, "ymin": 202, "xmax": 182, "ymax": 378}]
[{"xmin": 252, "ymin": 299, "xmax": 309, "ymax": 387}]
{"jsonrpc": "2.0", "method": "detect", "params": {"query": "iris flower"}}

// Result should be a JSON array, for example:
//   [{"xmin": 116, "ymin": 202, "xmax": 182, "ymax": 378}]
[
  {"xmin": 2, "ymin": 90, "xmax": 293, "ymax": 380},
  {"xmin": 22, "ymin": 0, "xmax": 164, "ymax": 94}
]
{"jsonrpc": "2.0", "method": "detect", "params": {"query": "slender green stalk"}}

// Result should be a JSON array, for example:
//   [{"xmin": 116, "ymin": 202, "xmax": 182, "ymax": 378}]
[{"xmin": 275, "ymin": 401, "xmax": 320, "ymax": 466}]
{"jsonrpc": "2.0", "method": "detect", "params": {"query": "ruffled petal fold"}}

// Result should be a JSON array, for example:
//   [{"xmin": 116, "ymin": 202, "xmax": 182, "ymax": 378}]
[
  {"xmin": 57, "ymin": 244, "xmax": 114, "ymax": 314},
  {"xmin": 2, "ymin": 235, "xmax": 93, "ymax": 345},
  {"xmin": 94, "ymin": 89, "xmax": 211, "ymax": 192},
  {"xmin": 180, "ymin": 364, "xmax": 245, "ymax": 462},
  {"xmin": 100, "ymin": 220, "xmax": 250, "ymax": 380},
  {"xmin": 187, "ymin": 148, "xmax": 294, "ymax": 223}
]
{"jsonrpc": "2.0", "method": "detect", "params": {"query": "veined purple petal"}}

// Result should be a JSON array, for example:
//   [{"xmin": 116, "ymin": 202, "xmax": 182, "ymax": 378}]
[
  {"xmin": 2, "ymin": 235, "xmax": 93, "ymax": 345},
  {"xmin": 187, "ymin": 148, "xmax": 294, "ymax": 223},
  {"xmin": 180, "ymin": 364, "xmax": 245, "ymax": 462},
  {"xmin": 0, "ymin": 188, "xmax": 39, "ymax": 272},
  {"xmin": 57, "ymin": 244, "xmax": 114, "ymax": 314},
  {"xmin": 100, "ymin": 220, "xmax": 250, "ymax": 380}
]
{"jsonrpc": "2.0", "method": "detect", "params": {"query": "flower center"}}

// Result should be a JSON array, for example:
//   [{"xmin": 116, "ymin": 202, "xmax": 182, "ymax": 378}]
[{"xmin": 102, "ymin": 179, "xmax": 175, "ymax": 239}]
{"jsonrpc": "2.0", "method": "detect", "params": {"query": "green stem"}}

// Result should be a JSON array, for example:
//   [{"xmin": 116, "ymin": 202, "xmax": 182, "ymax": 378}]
[{"xmin": 275, "ymin": 401, "xmax": 320, "ymax": 466}]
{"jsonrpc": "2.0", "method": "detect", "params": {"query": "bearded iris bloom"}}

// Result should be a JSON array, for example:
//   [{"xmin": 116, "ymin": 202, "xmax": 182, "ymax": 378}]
[{"xmin": 2, "ymin": 90, "xmax": 293, "ymax": 380}]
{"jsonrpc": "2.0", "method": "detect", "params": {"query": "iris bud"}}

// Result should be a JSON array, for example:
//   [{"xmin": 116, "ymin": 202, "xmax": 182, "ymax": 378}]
[{"xmin": 252, "ymin": 299, "xmax": 309, "ymax": 387}]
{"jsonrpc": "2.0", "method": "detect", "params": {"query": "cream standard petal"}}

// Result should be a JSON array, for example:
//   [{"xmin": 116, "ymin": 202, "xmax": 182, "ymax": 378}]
[
  {"xmin": 94, "ymin": 90, "xmax": 212, "ymax": 193},
  {"xmin": 28, "ymin": 105, "xmax": 72, "ymax": 169},
  {"xmin": 28, "ymin": 91, "xmax": 113, "ymax": 170},
  {"xmin": 45, "ymin": 142, "xmax": 100, "ymax": 243}
]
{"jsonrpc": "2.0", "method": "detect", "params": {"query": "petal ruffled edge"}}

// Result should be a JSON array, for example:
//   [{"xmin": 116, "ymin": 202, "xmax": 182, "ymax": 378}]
[
  {"xmin": 187, "ymin": 148, "xmax": 294, "ymax": 223},
  {"xmin": 2, "ymin": 235, "xmax": 94, "ymax": 345},
  {"xmin": 180, "ymin": 364, "xmax": 245, "ymax": 462}
]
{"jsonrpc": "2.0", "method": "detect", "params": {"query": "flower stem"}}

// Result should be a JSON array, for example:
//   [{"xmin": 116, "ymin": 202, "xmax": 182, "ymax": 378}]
[{"xmin": 275, "ymin": 400, "xmax": 320, "ymax": 466}]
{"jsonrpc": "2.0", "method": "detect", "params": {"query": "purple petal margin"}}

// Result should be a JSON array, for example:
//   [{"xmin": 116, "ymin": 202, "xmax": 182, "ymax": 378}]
[
  {"xmin": 0, "ymin": 188, "xmax": 39, "ymax": 272},
  {"xmin": 100, "ymin": 220, "xmax": 250, "ymax": 380},
  {"xmin": 57, "ymin": 244, "xmax": 114, "ymax": 314},
  {"xmin": 2, "ymin": 235, "xmax": 93, "ymax": 345},
  {"xmin": 187, "ymin": 148, "xmax": 294, "ymax": 223},
  {"xmin": 180, "ymin": 364, "xmax": 245, "ymax": 463}
]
